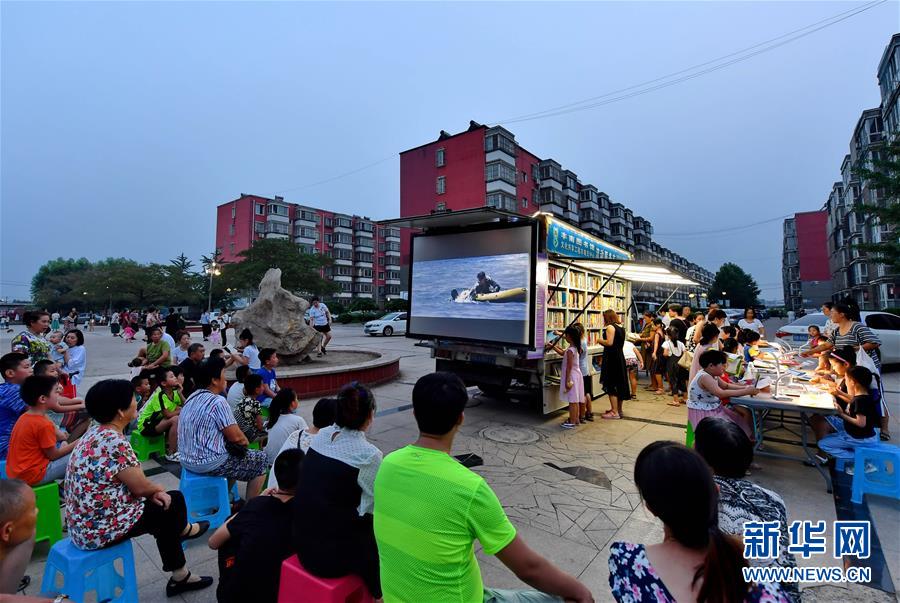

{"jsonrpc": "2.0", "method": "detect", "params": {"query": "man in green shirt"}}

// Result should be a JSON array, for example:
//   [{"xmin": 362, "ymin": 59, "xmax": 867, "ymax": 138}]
[{"xmin": 374, "ymin": 372, "xmax": 593, "ymax": 603}]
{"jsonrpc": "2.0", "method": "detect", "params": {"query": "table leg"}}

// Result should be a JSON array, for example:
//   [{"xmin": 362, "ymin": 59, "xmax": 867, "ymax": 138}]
[{"xmin": 800, "ymin": 411, "xmax": 832, "ymax": 493}]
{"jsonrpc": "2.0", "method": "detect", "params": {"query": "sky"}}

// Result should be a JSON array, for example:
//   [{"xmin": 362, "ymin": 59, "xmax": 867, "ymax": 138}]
[{"xmin": 2, "ymin": 1, "xmax": 898, "ymax": 302}]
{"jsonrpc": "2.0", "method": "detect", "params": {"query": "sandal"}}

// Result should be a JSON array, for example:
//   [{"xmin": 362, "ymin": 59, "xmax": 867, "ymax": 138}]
[
  {"xmin": 600, "ymin": 411, "xmax": 620, "ymax": 419},
  {"xmin": 666, "ymin": 401, "xmax": 681, "ymax": 407},
  {"xmin": 180, "ymin": 521, "xmax": 210, "ymax": 542},
  {"xmin": 166, "ymin": 572, "xmax": 214, "ymax": 597}
]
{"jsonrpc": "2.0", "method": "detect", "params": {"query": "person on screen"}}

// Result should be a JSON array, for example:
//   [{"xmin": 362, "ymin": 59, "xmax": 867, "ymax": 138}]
[{"xmin": 472, "ymin": 272, "xmax": 501, "ymax": 296}]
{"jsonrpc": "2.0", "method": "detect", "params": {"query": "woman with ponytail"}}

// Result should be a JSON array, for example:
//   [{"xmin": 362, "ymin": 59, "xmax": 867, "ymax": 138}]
[
  {"xmin": 293, "ymin": 381, "xmax": 382, "ymax": 600},
  {"xmin": 608, "ymin": 441, "xmax": 788, "ymax": 603},
  {"xmin": 263, "ymin": 388, "xmax": 307, "ymax": 465}
]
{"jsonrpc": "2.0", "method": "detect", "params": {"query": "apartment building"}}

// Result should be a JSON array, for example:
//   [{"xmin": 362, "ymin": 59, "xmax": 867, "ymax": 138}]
[
  {"xmin": 399, "ymin": 121, "xmax": 715, "ymax": 307},
  {"xmin": 824, "ymin": 33, "xmax": 899, "ymax": 310},
  {"xmin": 782, "ymin": 211, "xmax": 831, "ymax": 311},
  {"xmin": 215, "ymin": 194, "xmax": 402, "ymax": 301}
]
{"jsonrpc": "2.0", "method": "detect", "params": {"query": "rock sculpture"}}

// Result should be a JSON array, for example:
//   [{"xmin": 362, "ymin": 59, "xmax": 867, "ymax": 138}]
[{"xmin": 230, "ymin": 268, "xmax": 322, "ymax": 364}]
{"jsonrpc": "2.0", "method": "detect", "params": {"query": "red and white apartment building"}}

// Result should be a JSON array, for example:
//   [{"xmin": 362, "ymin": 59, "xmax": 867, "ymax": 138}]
[
  {"xmin": 399, "ymin": 121, "xmax": 714, "ymax": 307},
  {"xmin": 215, "ymin": 120, "xmax": 714, "ymax": 305},
  {"xmin": 215, "ymin": 195, "xmax": 402, "ymax": 301}
]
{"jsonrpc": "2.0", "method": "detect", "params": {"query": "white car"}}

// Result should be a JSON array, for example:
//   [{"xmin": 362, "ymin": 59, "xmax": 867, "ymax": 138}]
[
  {"xmin": 774, "ymin": 311, "xmax": 900, "ymax": 365},
  {"xmin": 364, "ymin": 312, "xmax": 408, "ymax": 337},
  {"xmin": 723, "ymin": 309, "xmax": 744, "ymax": 326}
]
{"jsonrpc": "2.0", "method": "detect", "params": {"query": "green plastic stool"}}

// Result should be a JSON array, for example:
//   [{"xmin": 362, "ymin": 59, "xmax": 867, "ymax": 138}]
[
  {"xmin": 130, "ymin": 431, "xmax": 167, "ymax": 462},
  {"xmin": 685, "ymin": 421, "xmax": 695, "ymax": 448},
  {"xmin": 259, "ymin": 407, "xmax": 270, "ymax": 420},
  {"xmin": 34, "ymin": 481, "xmax": 63, "ymax": 546},
  {"xmin": 248, "ymin": 441, "xmax": 261, "ymax": 450}
]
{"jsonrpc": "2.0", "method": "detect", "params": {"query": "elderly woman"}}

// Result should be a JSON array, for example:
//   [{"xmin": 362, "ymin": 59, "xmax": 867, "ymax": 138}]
[
  {"xmin": 177, "ymin": 357, "xmax": 268, "ymax": 499},
  {"xmin": 65, "ymin": 380, "xmax": 213, "ymax": 598},
  {"xmin": 142, "ymin": 326, "xmax": 172, "ymax": 369},
  {"xmin": 62, "ymin": 329, "xmax": 87, "ymax": 394},
  {"xmin": 694, "ymin": 417, "xmax": 800, "ymax": 603},
  {"xmin": 10, "ymin": 311, "xmax": 52, "ymax": 365}
]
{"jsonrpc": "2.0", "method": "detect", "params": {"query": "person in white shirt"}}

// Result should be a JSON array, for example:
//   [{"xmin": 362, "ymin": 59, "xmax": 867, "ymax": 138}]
[
  {"xmin": 266, "ymin": 397, "xmax": 336, "ymax": 489},
  {"xmin": 307, "ymin": 297, "xmax": 332, "ymax": 357},
  {"xmin": 264, "ymin": 389, "xmax": 308, "ymax": 466},
  {"xmin": 234, "ymin": 329, "xmax": 261, "ymax": 370},
  {"xmin": 737, "ymin": 308, "xmax": 765, "ymax": 338},
  {"xmin": 622, "ymin": 339, "xmax": 644, "ymax": 401},
  {"xmin": 226, "ymin": 365, "xmax": 250, "ymax": 411}
]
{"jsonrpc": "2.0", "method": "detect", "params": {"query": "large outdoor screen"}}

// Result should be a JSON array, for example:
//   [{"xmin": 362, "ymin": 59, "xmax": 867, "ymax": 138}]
[{"xmin": 408, "ymin": 223, "xmax": 536, "ymax": 347}]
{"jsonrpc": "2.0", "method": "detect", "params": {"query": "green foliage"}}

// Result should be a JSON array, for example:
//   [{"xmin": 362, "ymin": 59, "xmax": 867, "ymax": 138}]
[
  {"xmin": 220, "ymin": 239, "xmax": 338, "ymax": 297},
  {"xmin": 707, "ymin": 263, "xmax": 761, "ymax": 309},
  {"xmin": 883, "ymin": 307, "xmax": 900, "ymax": 317},
  {"xmin": 384, "ymin": 299, "xmax": 408, "ymax": 312},
  {"xmin": 327, "ymin": 301, "xmax": 347, "ymax": 315},
  {"xmin": 31, "ymin": 254, "xmax": 207, "ymax": 310},
  {"xmin": 348, "ymin": 298, "xmax": 377, "ymax": 312},
  {"xmin": 852, "ymin": 138, "xmax": 900, "ymax": 273}
]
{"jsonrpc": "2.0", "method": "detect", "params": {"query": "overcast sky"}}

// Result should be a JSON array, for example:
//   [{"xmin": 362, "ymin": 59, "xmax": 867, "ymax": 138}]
[{"xmin": 2, "ymin": 1, "xmax": 897, "ymax": 302}]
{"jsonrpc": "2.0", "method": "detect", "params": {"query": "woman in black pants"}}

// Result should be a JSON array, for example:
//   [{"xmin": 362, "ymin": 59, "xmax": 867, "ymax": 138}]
[
  {"xmin": 293, "ymin": 382, "xmax": 383, "ymax": 600},
  {"xmin": 63, "ymin": 380, "xmax": 213, "ymax": 598}
]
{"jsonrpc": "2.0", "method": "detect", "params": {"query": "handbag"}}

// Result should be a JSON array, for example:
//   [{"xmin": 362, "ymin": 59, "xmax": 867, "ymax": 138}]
[{"xmin": 677, "ymin": 343, "xmax": 693, "ymax": 371}]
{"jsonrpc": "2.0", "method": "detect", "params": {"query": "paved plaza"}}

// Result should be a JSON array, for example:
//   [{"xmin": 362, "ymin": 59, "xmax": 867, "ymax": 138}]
[{"xmin": 2, "ymin": 322, "xmax": 898, "ymax": 602}]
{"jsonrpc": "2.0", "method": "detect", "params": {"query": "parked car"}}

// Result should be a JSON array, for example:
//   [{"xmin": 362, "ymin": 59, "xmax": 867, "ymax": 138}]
[
  {"xmin": 774, "ymin": 311, "xmax": 900, "ymax": 365},
  {"xmin": 723, "ymin": 309, "xmax": 744, "ymax": 326},
  {"xmin": 364, "ymin": 312, "xmax": 408, "ymax": 336}
]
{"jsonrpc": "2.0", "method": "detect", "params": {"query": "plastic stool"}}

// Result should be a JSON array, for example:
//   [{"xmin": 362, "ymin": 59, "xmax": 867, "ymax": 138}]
[
  {"xmin": 0, "ymin": 459, "xmax": 6, "ymax": 478},
  {"xmin": 248, "ymin": 440, "xmax": 261, "ymax": 450},
  {"xmin": 34, "ymin": 481, "xmax": 64, "ymax": 546},
  {"xmin": 277, "ymin": 555, "xmax": 373, "ymax": 603},
  {"xmin": 851, "ymin": 443, "xmax": 900, "ymax": 504},
  {"xmin": 179, "ymin": 469, "xmax": 239, "ymax": 529},
  {"xmin": 129, "ymin": 431, "xmax": 166, "ymax": 462},
  {"xmin": 685, "ymin": 421, "xmax": 695, "ymax": 448},
  {"xmin": 40, "ymin": 537, "xmax": 138, "ymax": 603}
]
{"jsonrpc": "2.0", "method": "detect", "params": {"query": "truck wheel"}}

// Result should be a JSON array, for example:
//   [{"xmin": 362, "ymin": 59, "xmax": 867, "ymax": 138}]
[{"xmin": 383, "ymin": 326, "xmax": 393, "ymax": 337}]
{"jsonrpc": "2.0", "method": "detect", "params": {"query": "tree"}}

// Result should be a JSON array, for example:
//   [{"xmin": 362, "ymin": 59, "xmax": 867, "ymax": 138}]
[
  {"xmin": 707, "ymin": 263, "xmax": 761, "ymax": 309},
  {"xmin": 31, "ymin": 258, "xmax": 92, "ymax": 307},
  {"xmin": 853, "ymin": 137, "xmax": 900, "ymax": 273},
  {"xmin": 222, "ymin": 239, "xmax": 338, "ymax": 296}
]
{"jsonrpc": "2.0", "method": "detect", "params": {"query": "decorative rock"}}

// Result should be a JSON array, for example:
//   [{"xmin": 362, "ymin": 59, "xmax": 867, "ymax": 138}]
[{"xmin": 230, "ymin": 268, "xmax": 322, "ymax": 364}]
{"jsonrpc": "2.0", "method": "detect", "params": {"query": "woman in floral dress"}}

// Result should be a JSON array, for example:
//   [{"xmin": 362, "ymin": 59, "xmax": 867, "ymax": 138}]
[{"xmin": 65, "ymin": 379, "xmax": 214, "ymax": 598}]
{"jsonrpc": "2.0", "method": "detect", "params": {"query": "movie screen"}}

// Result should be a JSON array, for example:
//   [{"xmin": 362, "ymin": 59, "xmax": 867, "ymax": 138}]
[{"xmin": 409, "ymin": 224, "xmax": 535, "ymax": 346}]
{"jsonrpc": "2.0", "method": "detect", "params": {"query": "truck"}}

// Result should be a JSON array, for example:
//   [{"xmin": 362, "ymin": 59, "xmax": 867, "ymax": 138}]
[{"xmin": 385, "ymin": 208, "xmax": 698, "ymax": 414}]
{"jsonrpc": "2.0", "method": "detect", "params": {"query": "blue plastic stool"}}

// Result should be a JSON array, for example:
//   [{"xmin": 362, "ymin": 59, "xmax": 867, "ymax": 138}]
[
  {"xmin": 851, "ymin": 443, "xmax": 900, "ymax": 505},
  {"xmin": 179, "ymin": 468, "xmax": 239, "ymax": 529},
  {"xmin": 0, "ymin": 459, "xmax": 6, "ymax": 478},
  {"xmin": 40, "ymin": 537, "xmax": 138, "ymax": 603}
]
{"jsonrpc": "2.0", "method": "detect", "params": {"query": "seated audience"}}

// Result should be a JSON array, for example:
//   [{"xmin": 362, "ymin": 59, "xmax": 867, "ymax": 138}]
[
  {"xmin": 209, "ymin": 448, "xmax": 304, "ymax": 603},
  {"xmin": 374, "ymin": 372, "xmax": 593, "ymax": 602},
  {"xmin": 178, "ymin": 343, "xmax": 205, "ymax": 396},
  {"xmin": 608, "ymin": 440, "xmax": 788, "ymax": 602},
  {"xmin": 233, "ymin": 329, "xmax": 261, "ymax": 370},
  {"xmin": 131, "ymin": 373, "xmax": 152, "ymax": 407},
  {"xmin": 818, "ymin": 365, "xmax": 881, "ymax": 473},
  {"xmin": 177, "ymin": 358, "xmax": 268, "ymax": 499},
  {"xmin": 142, "ymin": 326, "xmax": 172, "ymax": 369},
  {"xmin": 267, "ymin": 397, "xmax": 335, "ymax": 489},
  {"xmin": 226, "ymin": 365, "xmax": 250, "ymax": 411},
  {"xmin": 209, "ymin": 348, "xmax": 237, "ymax": 369},
  {"xmin": 172, "ymin": 330, "xmax": 192, "ymax": 365},
  {"xmin": 0, "ymin": 353, "xmax": 32, "ymax": 460},
  {"xmin": 264, "ymin": 388, "xmax": 307, "ymax": 466},
  {"xmin": 0, "ymin": 479, "xmax": 37, "ymax": 595},
  {"xmin": 293, "ymin": 382, "xmax": 382, "ymax": 600},
  {"xmin": 695, "ymin": 418, "xmax": 800, "ymax": 603},
  {"xmin": 687, "ymin": 350, "xmax": 758, "ymax": 439},
  {"xmin": 254, "ymin": 348, "xmax": 279, "ymax": 406},
  {"xmin": 65, "ymin": 379, "xmax": 213, "ymax": 597},
  {"xmin": 136, "ymin": 367, "xmax": 184, "ymax": 462},
  {"xmin": 31, "ymin": 359, "xmax": 89, "ymax": 440},
  {"xmin": 7, "ymin": 376, "xmax": 78, "ymax": 485},
  {"xmin": 234, "ymin": 374, "xmax": 266, "ymax": 444}
]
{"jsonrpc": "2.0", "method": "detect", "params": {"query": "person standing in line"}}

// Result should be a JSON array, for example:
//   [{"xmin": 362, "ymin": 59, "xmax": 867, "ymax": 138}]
[
  {"xmin": 164, "ymin": 308, "xmax": 182, "ymax": 339},
  {"xmin": 737, "ymin": 308, "xmax": 766, "ymax": 338},
  {"xmin": 599, "ymin": 309, "xmax": 631, "ymax": 419},
  {"xmin": 308, "ymin": 297, "xmax": 332, "ymax": 357},
  {"xmin": 219, "ymin": 308, "xmax": 230, "ymax": 347},
  {"xmin": 199, "ymin": 311, "xmax": 211, "ymax": 342},
  {"xmin": 667, "ymin": 304, "xmax": 688, "ymax": 343}
]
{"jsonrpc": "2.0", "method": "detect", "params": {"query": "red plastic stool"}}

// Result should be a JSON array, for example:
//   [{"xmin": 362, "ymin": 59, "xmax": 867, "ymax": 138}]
[{"xmin": 277, "ymin": 556, "xmax": 373, "ymax": 603}]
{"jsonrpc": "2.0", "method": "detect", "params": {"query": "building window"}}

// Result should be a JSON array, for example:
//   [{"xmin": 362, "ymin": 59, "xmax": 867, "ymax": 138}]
[
  {"xmin": 254, "ymin": 221, "xmax": 266, "ymax": 233},
  {"xmin": 325, "ymin": 218, "xmax": 332, "ymax": 227},
  {"xmin": 379, "ymin": 272, "xmax": 385, "ymax": 280},
  {"xmin": 436, "ymin": 176, "xmax": 446, "ymax": 195},
  {"xmin": 255, "ymin": 203, "xmax": 265, "ymax": 215},
  {"xmin": 379, "ymin": 257, "xmax": 385, "ymax": 265},
  {"xmin": 325, "ymin": 234, "xmax": 332, "ymax": 243},
  {"xmin": 485, "ymin": 161, "xmax": 517, "ymax": 185},
  {"xmin": 231, "ymin": 206, "xmax": 236, "ymax": 218},
  {"xmin": 228, "ymin": 224, "xmax": 234, "ymax": 236},
  {"xmin": 436, "ymin": 148, "xmax": 445, "ymax": 167},
  {"xmin": 485, "ymin": 133, "xmax": 516, "ymax": 155},
  {"xmin": 522, "ymin": 197, "xmax": 528, "ymax": 208},
  {"xmin": 522, "ymin": 171, "xmax": 528, "ymax": 183},
  {"xmin": 486, "ymin": 192, "xmax": 517, "ymax": 213},
  {"xmin": 229, "ymin": 242, "xmax": 235, "ymax": 255}
]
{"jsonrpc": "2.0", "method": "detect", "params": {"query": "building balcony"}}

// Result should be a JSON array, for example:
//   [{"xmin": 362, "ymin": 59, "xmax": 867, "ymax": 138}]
[
  {"xmin": 386, "ymin": 278, "xmax": 401, "ymax": 285},
  {"xmin": 385, "ymin": 249, "xmax": 401, "ymax": 257},
  {"xmin": 331, "ymin": 275, "xmax": 352, "ymax": 282},
  {"xmin": 333, "ymin": 258, "xmax": 352, "ymax": 266},
  {"xmin": 354, "ymin": 259, "xmax": 373, "ymax": 267},
  {"xmin": 354, "ymin": 241, "xmax": 374, "ymax": 253},
  {"xmin": 333, "ymin": 224, "xmax": 353, "ymax": 234},
  {"xmin": 264, "ymin": 232, "xmax": 289, "ymax": 240},
  {"xmin": 333, "ymin": 242, "xmax": 353, "ymax": 250},
  {"xmin": 354, "ymin": 276, "xmax": 373, "ymax": 284},
  {"xmin": 386, "ymin": 263, "xmax": 401, "ymax": 271}
]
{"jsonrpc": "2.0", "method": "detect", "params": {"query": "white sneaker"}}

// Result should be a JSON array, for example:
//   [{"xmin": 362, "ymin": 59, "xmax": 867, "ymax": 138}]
[
  {"xmin": 864, "ymin": 462, "xmax": 878, "ymax": 474},
  {"xmin": 165, "ymin": 452, "xmax": 180, "ymax": 462}
]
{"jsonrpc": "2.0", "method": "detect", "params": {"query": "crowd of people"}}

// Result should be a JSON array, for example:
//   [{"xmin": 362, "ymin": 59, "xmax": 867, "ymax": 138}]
[{"xmin": 0, "ymin": 299, "xmax": 889, "ymax": 602}]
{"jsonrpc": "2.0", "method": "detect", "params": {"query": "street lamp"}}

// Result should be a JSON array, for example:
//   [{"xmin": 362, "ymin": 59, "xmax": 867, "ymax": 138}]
[{"xmin": 206, "ymin": 263, "xmax": 221, "ymax": 312}]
